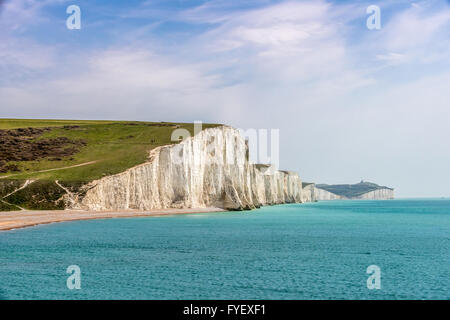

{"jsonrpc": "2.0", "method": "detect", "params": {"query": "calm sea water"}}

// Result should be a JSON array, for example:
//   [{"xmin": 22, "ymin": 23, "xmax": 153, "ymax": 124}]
[{"xmin": 0, "ymin": 199, "xmax": 448, "ymax": 300}]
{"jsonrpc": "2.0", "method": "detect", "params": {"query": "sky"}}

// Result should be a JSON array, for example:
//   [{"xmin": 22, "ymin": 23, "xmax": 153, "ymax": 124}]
[{"xmin": 0, "ymin": 0, "xmax": 449, "ymax": 197}]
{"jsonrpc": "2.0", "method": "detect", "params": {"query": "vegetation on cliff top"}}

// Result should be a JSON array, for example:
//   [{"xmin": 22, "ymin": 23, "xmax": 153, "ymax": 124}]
[
  {"xmin": 0, "ymin": 119, "xmax": 220, "ymax": 182},
  {"xmin": 0, "ymin": 119, "xmax": 220, "ymax": 210}
]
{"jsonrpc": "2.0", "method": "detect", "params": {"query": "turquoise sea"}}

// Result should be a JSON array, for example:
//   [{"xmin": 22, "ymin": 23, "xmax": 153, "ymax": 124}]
[{"xmin": 0, "ymin": 199, "xmax": 448, "ymax": 300}]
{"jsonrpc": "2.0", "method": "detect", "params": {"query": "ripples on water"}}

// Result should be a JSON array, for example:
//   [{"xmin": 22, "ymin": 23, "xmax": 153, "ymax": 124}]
[{"xmin": 0, "ymin": 199, "xmax": 449, "ymax": 300}]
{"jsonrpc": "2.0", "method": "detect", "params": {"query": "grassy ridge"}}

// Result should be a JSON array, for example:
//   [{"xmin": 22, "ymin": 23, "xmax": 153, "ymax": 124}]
[
  {"xmin": 0, "ymin": 119, "xmax": 220, "ymax": 182},
  {"xmin": 0, "ymin": 119, "xmax": 116, "ymax": 130}
]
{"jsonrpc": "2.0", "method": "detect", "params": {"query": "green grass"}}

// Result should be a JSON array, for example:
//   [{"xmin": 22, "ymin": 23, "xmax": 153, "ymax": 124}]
[
  {"xmin": 0, "ymin": 119, "xmax": 116, "ymax": 130},
  {"xmin": 0, "ymin": 119, "xmax": 220, "ymax": 182},
  {"xmin": 4, "ymin": 180, "xmax": 66, "ymax": 210},
  {"xmin": 0, "ymin": 201, "xmax": 20, "ymax": 211}
]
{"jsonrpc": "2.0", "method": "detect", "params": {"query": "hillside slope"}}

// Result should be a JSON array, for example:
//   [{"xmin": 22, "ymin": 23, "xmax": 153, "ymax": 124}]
[{"xmin": 0, "ymin": 119, "xmax": 219, "ymax": 181}]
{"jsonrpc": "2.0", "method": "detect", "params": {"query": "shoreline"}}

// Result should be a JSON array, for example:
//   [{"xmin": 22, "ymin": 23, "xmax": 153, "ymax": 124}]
[{"xmin": 0, "ymin": 207, "xmax": 226, "ymax": 231}]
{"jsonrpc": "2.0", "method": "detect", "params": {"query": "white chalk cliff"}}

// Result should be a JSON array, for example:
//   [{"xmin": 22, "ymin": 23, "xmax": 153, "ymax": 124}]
[
  {"xmin": 310, "ymin": 184, "xmax": 394, "ymax": 201},
  {"xmin": 353, "ymin": 188, "xmax": 394, "ymax": 200},
  {"xmin": 301, "ymin": 184, "xmax": 316, "ymax": 203},
  {"xmin": 69, "ymin": 126, "xmax": 304, "ymax": 211},
  {"xmin": 301, "ymin": 184, "xmax": 342, "ymax": 202}
]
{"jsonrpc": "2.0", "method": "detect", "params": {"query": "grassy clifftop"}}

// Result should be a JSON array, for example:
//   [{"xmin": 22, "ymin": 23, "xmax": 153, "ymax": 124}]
[
  {"xmin": 0, "ymin": 119, "xmax": 219, "ymax": 182},
  {"xmin": 0, "ymin": 119, "xmax": 220, "ymax": 210}
]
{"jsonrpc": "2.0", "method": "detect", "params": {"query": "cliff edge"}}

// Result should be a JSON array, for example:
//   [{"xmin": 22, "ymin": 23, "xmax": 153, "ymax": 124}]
[{"xmin": 67, "ymin": 126, "xmax": 304, "ymax": 211}]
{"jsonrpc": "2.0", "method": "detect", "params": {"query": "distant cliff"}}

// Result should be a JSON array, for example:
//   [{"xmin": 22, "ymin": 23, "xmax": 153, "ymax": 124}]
[
  {"xmin": 352, "ymin": 188, "xmax": 394, "ymax": 200},
  {"xmin": 313, "ymin": 181, "xmax": 394, "ymax": 200},
  {"xmin": 68, "ymin": 126, "xmax": 304, "ymax": 211},
  {"xmin": 301, "ymin": 183, "xmax": 342, "ymax": 202}
]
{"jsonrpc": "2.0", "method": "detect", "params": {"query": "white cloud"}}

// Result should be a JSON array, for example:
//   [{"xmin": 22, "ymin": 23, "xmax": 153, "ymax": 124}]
[
  {"xmin": 201, "ymin": 1, "xmax": 335, "ymax": 53},
  {"xmin": 0, "ymin": 38, "xmax": 55, "ymax": 70},
  {"xmin": 1, "ymin": 0, "xmax": 370, "ymax": 117},
  {"xmin": 384, "ymin": 4, "xmax": 450, "ymax": 51},
  {"xmin": 0, "ymin": 0, "xmax": 68, "ymax": 31},
  {"xmin": 376, "ymin": 52, "xmax": 405, "ymax": 61},
  {"xmin": 367, "ymin": 0, "xmax": 450, "ymax": 67}
]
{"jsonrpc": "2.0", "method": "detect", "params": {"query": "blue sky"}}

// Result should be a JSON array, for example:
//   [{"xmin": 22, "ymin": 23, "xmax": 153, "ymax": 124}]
[{"xmin": 1, "ymin": 0, "xmax": 450, "ymax": 197}]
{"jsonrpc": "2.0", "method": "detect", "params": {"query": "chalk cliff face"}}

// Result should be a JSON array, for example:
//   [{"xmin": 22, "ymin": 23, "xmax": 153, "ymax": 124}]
[
  {"xmin": 312, "ymin": 184, "xmax": 394, "ymax": 201},
  {"xmin": 310, "ymin": 187, "xmax": 394, "ymax": 201},
  {"xmin": 301, "ymin": 184, "xmax": 316, "ymax": 202},
  {"xmin": 354, "ymin": 188, "xmax": 394, "ymax": 200},
  {"xmin": 69, "ymin": 126, "xmax": 304, "ymax": 211},
  {"xmin": 313, "ymin": 186, "xmax": 342, "ymax": 201},
  {"xmin": 301, "ymin": 183, "xmax": 342, "ymax": 202},
  {"xmin": 314, "ymin": 181, "xmax": 394, "ymax": 201},
  {"xmin": 312, "ymin": 187, "xmax": 394, "ymax": 201}
]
